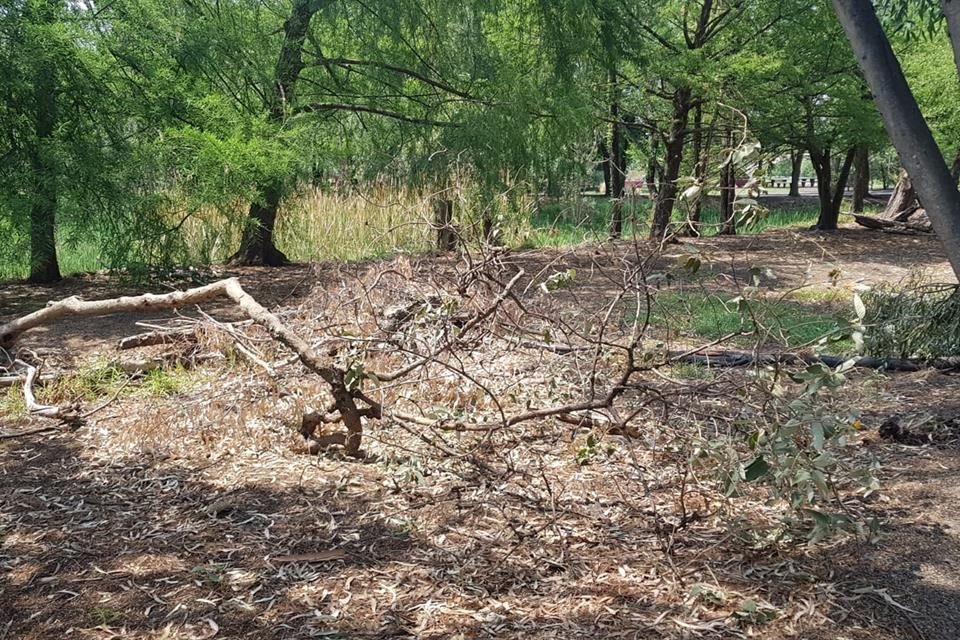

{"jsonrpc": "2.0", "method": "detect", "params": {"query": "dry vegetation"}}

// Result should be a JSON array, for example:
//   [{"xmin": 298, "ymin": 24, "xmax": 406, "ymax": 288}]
[{"xmin": 2, "ymin": 229, "xmax": 960, "ymax": 639}]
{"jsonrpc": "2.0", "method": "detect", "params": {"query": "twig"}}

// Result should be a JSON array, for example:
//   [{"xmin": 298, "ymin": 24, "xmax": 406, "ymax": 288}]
[
  {"xmin": 0, "ymin": 425, "xmax": 59, "ymax": 440},
  {"xmin": 14, "ymin": 359, "xmax": 78, "ymax": 420}
]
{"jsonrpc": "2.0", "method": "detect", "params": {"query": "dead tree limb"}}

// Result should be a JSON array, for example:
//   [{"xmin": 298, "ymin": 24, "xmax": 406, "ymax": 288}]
[
  {"xmin": 853, "ymin": 214, "xmax": 932, "ymax": 234},
  {"xmin": 0, "ymin": 278, "xmax": 372, "ymax": 455},
  {"xmin": 118, "ymin": 328, "xmax": 199, "ymax": 350},
  {"xmin": 14, "ymin": 359, "xmax": 80, "ymax": 422}
]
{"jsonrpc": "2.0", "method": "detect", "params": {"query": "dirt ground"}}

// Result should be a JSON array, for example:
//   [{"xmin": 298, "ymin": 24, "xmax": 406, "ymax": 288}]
[{"xmin": 2, "ymin": 227, "xmax": 960, "ymax": 639}]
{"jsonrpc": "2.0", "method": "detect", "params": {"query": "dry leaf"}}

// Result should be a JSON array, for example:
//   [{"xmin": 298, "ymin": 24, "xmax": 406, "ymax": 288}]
[{"xmin": 272, "ymin": 550, "xmax": 346, "ymax": 563}]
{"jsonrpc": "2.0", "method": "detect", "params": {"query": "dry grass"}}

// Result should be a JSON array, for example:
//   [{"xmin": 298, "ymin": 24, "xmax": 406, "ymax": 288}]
[
  {"xmin": 275, "ymin": 185, "xmax": 438, "ymax": 262},
  {"xmin": 166, "ymin": 183, "xmax": 541, "ymax": 267}
]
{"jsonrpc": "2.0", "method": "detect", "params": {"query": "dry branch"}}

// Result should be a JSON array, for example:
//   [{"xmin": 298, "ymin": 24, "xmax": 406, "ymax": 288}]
[
  {"xmin": 0, "ymin": 278, "xmax": 372, "ymax": 455},
  {"xmin": 117, "ymin": 328, "xmax": 199, "ymax": 350},
  {"xmin": 853, "ymin": 213, "xmax": 932, "ymax": 234},
  {"xmin": 14, "ymin": 359, "xmax": 80, "ymax": 422}
]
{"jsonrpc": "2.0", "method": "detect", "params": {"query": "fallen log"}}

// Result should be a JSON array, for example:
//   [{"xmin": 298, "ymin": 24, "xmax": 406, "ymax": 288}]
[
  {"xmin": 669, "ymin": 349, "xmax": 960, "ymax": 372},
  {"xmin": 853, "ymin": 214, "xmax": 932, "ymax": 234}
]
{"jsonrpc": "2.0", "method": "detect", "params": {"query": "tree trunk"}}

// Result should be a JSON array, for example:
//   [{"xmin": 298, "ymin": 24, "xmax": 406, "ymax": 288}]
[
  {"xmin": 28, "ymin": 8, "xmax": 60, "ymax": 283},
  {"xmin": 852, "ymin": 144, "xmax": 870, "ymax": 212},
  {"xmin": 882, "ymin": 171, "xmax": 917, "ymax": 219},
  {"xmin": 434, "ymin": 198, "xmax": 456, "ymax": 251},
  {"xmin": 683, "ymin": 103, "xmax": 705, "ymax": 236},
  {"xmin": 649, "ymin": 87, "xmax": 691, "ymax": 241},
  {"xmin": 608, "ymin": 68, "xmax": 627, "ymax": 238},
  {"xmin": 598, "ymin": 138, "xmax": 611, "ymax": 196},
  {"xmin": 942, "ymin": 0, "xmax": 960, "ymax": 82},
  {"xmin": 719, "ymin": 128, "xmax": 736, "ymax": 235},
  {"xmin": 830, "ymin": 146, "xmax": 857, "ymax": 220},
  {"xmin": 645, "ymin": 133, "xmax": 660, "ymax": 200},
  {"xmin": 809, "ymin": 146, "xmax": 833, "ymax": 229},
  {"xmin": 789, "ymin": 149, "xmax": 804, "ymax": 197},
  {"xmin": 811, "ymin": 145, "xmax": 855, "ymax": 230},
  {"xmin": 232, "ymin": 182, "xmax": 289, "ymax": 266},
  {"xmin": 231, "ymin": 0, "xmax": 323, "ymax": 266},
  {"xmin": 832, "ymin": 0, "xmax": 960, "ymax": 279}
]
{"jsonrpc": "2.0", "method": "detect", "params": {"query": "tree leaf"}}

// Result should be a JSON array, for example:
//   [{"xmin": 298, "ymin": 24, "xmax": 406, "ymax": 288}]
[{"xmin": 744, "ymin": 455, "xmax": 770, "ymax": 481}]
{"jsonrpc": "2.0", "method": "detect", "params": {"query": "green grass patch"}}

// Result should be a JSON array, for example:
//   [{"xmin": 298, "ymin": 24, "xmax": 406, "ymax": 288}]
[
  {"xmin": 523, "ymin": 198, "xmax": 643, "ymax": 247},
  {"xmin": 0, "ymin": 385, "xmax": 27, "ymax": 419},
  {"xmin": 40, "ymin": 360, "xmax": 129, "ymax": 404},
  {"xmin": 140, "ymin": 365, "xmax": 189, "ymax": 397},
  {"xmin": 693, "ymin": 205, "xmax": 827, "ymax": 236},
  {"xmin": 34, "ymin": 360, "xmax": 194, "ymax": 406},
  {"xmin": 643, "ymin": 291, "xmax": 850, "ymax": 349}
]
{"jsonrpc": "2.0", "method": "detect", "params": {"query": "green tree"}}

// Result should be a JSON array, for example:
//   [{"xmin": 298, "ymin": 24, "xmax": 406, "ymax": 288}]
[
  {"xmin": 832, "ymin": 0, "xmax": 960, "ymax": 278},
  {"xmin": 0, "ymin": 1, "xmax": 148, "ymax": 282}
]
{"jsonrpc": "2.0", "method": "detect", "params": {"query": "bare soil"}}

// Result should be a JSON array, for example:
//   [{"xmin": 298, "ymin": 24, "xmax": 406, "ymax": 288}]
[{"xmin": 2, "ymin": 228, "xmax": 960, "ymax": 639}]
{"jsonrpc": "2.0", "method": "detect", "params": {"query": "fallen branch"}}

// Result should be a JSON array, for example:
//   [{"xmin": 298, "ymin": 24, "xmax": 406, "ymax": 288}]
[
  {"xmin": 668, "ymin": 349, "xmax": 960, "ymax": 372},
  {"xmin": 15, "ymin": 359, "xmax": 80, "ymax": 421},
  {"xmin": 0, "ymin": 278, "xmax": 375, "ymax": 455},
  {"xmin": 853, "ymin": 214, "xmax": 932, "ymax": 234},
  {"xmin": 118, "ymin": 327, "xmax": 199, "ymax": 350},
  {"xmin": 0, "ymin": 372, "xmax": 56, "ymax": 388},
  {"xmin": 0, "ymin": 425, "xmax": 59, "ymax": 440}
]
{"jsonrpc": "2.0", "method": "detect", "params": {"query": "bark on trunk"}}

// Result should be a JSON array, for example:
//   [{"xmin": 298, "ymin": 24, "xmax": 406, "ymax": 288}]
[
  {"xmin": 789, "ymin": 149, "xmax": 804, "ymax": 197},
  {"xmin": 231, "ymin": 0, "xmax": 324, "ymax": 266},
  {"xmin": 718, "ymin": 128, "xmax": 736, "ymax": 235},
  {"xmin": 645, "ymin": 133, "xmax": 660, "ymax": 200},
  {"xmin": 811, "ymin": 145, "xmax": 855, "ymax": 230},
  {"xmin": 833, "ymin": 0, "xmax": 960, "ymax": 279},
  {"xmin": 852, "ymin": 144, "xmax": 870, "ymax": 212},
  {"xmin": 882, "ymin": 170, "xmax": 918, "ymax": 220},
  {"xmin": 28, "ymin": 12, "xmax": 60, "ymax": 284},
  {"xmin": 810, "ymin": 146, "xmax": 833, "ymax": 228},
  {"xmin": 649, "ymin": 88, "xmax": 691, "ymax": 241},
  {"xmin": 232, "ymin": 183, "xmax": 289, "ymax": 266},
  {"xmin": 683, "ymin": 103, "xmax": 705, "ymax": 236},
  {"xmin": 942, "ymin": 0, "xmax": 960, "ymax": 82},
  {"xmin": 608, "ymin": 67, "xmax": 627, "ymax": 238},
  {"xmin": 434, "ymin": 198, "xmax": 456, "ymax": 251},
  {"xmin": 598, "ymin": 138, "xmax": 611, "ymax": 196}
]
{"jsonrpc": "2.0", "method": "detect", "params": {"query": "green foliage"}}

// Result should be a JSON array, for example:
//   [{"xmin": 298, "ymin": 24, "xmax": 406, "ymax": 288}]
[
  {"xmin": 696, "ymin": 361, "xmax": 880, "ymax": 542},
  {"xmin": 861, "ymin": 280, "xmax": 960, "ymax": 360},
  {"xmin": 575, "ymin": 433, "xmax": 600, "ymax": 466},
  {"xmin": 647, "ymin": 291, "xmax": 847, "ymax": 349},
  {"xmin": 141, "ymin": 366, "xmax": 188, "ymax": 397}
]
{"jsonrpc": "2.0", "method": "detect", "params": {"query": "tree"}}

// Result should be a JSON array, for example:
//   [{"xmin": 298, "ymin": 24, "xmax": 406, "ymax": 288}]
[
  {"xmin": 742, "ymin": 1, "xmax": 883, "ymax": 230},
  {"xmin": 3, "ymin": 1, "xmax": 63, "ymax": 282},
  {"xmin": 852, "ymin": 144, "xmax": 870, "ymax": 213},
  {"xmin": 228, "ymin": 0, "xmax": 330, "ymax": 266},
  {"xmin": 831, "ymin": 0, "xmax": 960, "ymax": 278},
  {"xmin": 0, "ymin": 1, "xmax": 141, "ymax": 282}
]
